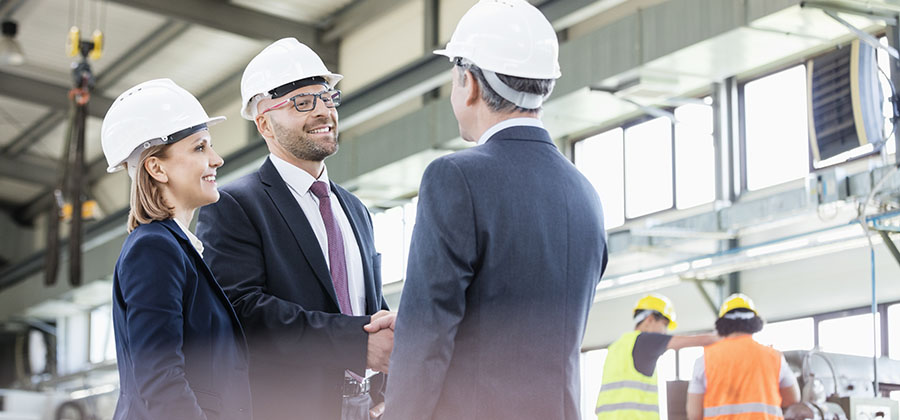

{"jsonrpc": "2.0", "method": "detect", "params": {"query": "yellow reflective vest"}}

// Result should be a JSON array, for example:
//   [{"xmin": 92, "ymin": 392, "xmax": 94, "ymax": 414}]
[{"xmin": 595, "ymin": 331, "xmax": 660, "ymax": 420}]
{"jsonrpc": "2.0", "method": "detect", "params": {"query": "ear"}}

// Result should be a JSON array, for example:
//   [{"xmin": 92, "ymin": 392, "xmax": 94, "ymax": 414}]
[
  {"xmin": 255, "ymin": 113, "xmax": 274, "ymax": 141},
  {"xmin": 144, "ymin": 156, "xmax": 169, "ymax": 184},
  {"xmin": 464, "ymin": 70, "xmax": 480, "ymax": 106}
]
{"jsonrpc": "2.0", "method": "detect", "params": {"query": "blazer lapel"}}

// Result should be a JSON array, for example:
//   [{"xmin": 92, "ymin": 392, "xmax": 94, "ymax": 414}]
[
  {"xmin": 331, "ymin": 183, "xmax": 378, "ymax": 314},
  {"xmin": 258, "ymin": 158, "xmax": 340, "ymax": 309},
  {"xmin": 159, "ymin": 219, "xmax": 249, "ymax": 357}
]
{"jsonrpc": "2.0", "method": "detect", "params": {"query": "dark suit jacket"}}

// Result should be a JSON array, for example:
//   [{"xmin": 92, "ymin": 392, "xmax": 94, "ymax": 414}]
[
  {"xmin": 385, "ymin": 125, "xmax": 608, "ymax": 420},
  {"xmin": 112, "ymin": 219, "xmax": 251, "ymax": 420},
  {"xmin": 196, "ymin": 158, "xmax": 388, "ymax": 420}
]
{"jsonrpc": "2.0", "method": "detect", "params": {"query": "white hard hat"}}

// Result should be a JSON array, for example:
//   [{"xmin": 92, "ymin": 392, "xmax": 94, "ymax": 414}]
[
  {"xmin": 101, "ymin": 78, "xmax": 225, "ymax": 180},
  {"xmin": 240, "ymin": 37, "xmax": 343, "ymax": 120},
  {"xmin": 434, "ymin": 0, "xmax": 561, "ymax": 80}
]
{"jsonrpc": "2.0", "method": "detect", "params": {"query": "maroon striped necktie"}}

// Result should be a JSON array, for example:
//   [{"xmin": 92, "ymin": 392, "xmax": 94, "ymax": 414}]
[{"xmin": 309, "ymin": 181, "xmax": 352, "ymax": 314}]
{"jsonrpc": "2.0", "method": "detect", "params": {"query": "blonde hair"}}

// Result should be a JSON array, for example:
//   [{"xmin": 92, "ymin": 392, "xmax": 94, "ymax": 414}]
[{"xmin": 127, "ymin": 144, "xmax": 174, "ymax": 232}]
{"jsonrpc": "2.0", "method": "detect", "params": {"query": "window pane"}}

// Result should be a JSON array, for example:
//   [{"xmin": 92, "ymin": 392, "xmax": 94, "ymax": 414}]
[
  {"xmin": 581, "ymin": 349, "xmax": 608, "ymax": 420},
  {"xmin": 373, "ymin": 206, "xmax": 405, "ymax": 284},
  {"xmin": 675, "ymin": 103, "xmax": 715, "ymax": 209},
  {"xmin": 625, "ymin": 117, "xmax": 673, "ymax": 217},
  {"xmin": 754, "ymin": 317, "xmax": 814, "ymax": 351},
  {"xmin": 818, "ymin": 313, "xmax": 882, "ymax": 357},
  {"xmin": 890, "ymin": 304, "xmax": 900, "ymax": 360},
  {"xmin": 89, "ymin": 305, "xmax": 115, "ymax": 364},
  {"xmin": 575, "ymin": 128, "xmax": 625, "ymax": 229},
  {"xmin": 678, "ymin": 347, "xmax": 704, "ymax": 381},
  {"xmin": 657, "ymin": 349, "xmax": 676, "ymax": 420},
  {"xmin": 744, "ymin": 65, "xmax": 810, "ymax": 190}
]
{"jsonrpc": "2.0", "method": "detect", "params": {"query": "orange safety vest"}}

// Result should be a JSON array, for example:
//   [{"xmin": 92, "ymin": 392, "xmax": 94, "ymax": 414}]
[{"xmin": 703, "ymin": 335, "xmax": 783, "ymax": 420}]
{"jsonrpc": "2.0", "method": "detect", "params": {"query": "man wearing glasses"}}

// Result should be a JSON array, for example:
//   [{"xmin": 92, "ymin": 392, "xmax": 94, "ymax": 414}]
[{"xmin": 197, "ymin": 38, "xmax": 393, "ymax": 420}]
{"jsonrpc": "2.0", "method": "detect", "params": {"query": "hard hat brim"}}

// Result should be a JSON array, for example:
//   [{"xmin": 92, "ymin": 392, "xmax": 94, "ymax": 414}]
[{"xmin": 106, "ymin": 115, "xmax": 227, "ymax": 174}]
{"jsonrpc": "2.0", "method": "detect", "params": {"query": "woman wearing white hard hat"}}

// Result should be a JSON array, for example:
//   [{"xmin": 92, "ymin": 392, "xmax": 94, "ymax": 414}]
[{"xmin": 101, "ymin": 78, "xmax": 252, "ymax": 420}]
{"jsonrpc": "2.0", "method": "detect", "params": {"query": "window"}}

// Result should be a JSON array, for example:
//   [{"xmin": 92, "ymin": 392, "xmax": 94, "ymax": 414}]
[
  {"xmin": 657, "ymin": 349, "xmax": 676, "ymax": 420},
  {"xmin": 889, "ymin": 304, "xmax": 900, "ymax": 360},
  {"xmin": 674, "ymin": 102, "xmax": 716, "ymax": 208},
  {"xmin": 575, "ymin": 128, "xmax": 625, "ymax": 229},
  {"xmin": 818, "ymin": 313, "xmax": 882, "ymax": 357},
  {"xmin": 372, "ymin": 200, "xmax": 417, "ymax": 284},
  {"xmin": 581, "ymin": 349, "xmax": 608, "ymax": 419},
  {"xmin": 678, "ymin": 346, "xmax": 704, "ymax": 381},
  {"xmin": 744, "ymin": 65, "xmax": 810, "ymax": 190},
  {"xmin": 754, "ymin": 317, "xmax": 814, "ymax": 351},
  {"xmin": 625, "ymin": 117, "xmax": 673, "ymax": 217},
  {"xmin": 89, "ymin": 305, "xmax": 115, "ymax": 364}
]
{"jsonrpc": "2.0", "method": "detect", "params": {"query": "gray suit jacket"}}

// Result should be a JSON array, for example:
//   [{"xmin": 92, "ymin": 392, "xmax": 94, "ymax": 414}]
[{"xmin": 384, "ymin": 125, "xmax": 608, "ymax": 420}]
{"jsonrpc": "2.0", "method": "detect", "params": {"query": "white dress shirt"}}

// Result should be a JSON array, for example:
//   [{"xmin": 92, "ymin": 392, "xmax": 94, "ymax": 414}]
[
  {"xmin": 269, "ymin": 154, "xmax": 366, "ymax": 316},
  {"xmin": 476, "ymin": 117, "xmax": 545, "ymax": 145},
  {"xmin": 174, "ymin": 218, "xmax": 204, "ymax": 258}
]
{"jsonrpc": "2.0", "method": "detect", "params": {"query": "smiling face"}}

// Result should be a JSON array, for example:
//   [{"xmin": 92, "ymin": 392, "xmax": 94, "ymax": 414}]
[
  {"xmin": 156, "ymin": 131, "xmax": 224, "ymax": 212},
  {"xmin": 255, "ymin": 84, "xmax": 340, "ymax": 163}
]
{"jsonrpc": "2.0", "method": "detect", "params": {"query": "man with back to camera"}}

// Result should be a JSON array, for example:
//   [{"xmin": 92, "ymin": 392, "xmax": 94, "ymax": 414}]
[
  {"xmin": 595, "ymin": 293, "xmax": 720, "ymax": 419},
  {"xmin": 367, "ymin": 1, "xmax": 608, "ymax": 419},
  {"xmin": 196, "ymin": 38, "xmax": 394, "ymax": 420}
]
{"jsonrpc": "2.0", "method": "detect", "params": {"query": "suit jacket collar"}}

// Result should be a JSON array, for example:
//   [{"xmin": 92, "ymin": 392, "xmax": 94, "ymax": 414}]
[
  {"xmin": 155, "ymin": 218, "xmax": 249, "ymax": 356},
  {"xmin": 487, "ymin": 125, "xmax": 554, "ymax": 146},
  {"xmin": 258, "ymin": 158, "xmax": 341, "ymax": 309}
]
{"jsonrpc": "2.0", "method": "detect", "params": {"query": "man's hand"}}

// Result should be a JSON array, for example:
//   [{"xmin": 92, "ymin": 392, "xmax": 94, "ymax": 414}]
[
  {"xmin": 369, "ymin": 402, "xmax": 385, "ymax": 418},
  {"xmin": 367, "ymin": 327, "xmax": 393, "ymax": 373},
  {"xmin": 365, "ymin": 310, "xmax": 397, "ymax": 333}
]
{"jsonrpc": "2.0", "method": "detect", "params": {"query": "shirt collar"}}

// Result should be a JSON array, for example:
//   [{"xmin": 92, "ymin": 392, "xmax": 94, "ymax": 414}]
[
  {"xmin": 476, "ymin": 117, "xmax": 544, "ymax": 145},
  {"xmin": 173, "ymin": 218, "xmax": 204, "ymax": 257},
  {"xmin": 269, "ymin": 153, "xmax": 330, "ymax": 196}
]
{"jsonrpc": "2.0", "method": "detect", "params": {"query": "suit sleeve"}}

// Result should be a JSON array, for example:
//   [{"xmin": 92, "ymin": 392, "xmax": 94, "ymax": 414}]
[
  {"xmin": 197, "ymin": 189, "xmax": 369, "ymax": 373},
  {"xmin": 385, "ymin": 158, "xmax": 478, "ymax": 419},
  {"xmin": 118, "ymin": 233, "xmax": 207, "ymax": 420}
]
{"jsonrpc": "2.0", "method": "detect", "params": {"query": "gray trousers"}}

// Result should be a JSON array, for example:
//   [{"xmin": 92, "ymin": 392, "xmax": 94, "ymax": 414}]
[{"xmin": 341, "ymin": 393, "xmax": 374, "ymax": 420}]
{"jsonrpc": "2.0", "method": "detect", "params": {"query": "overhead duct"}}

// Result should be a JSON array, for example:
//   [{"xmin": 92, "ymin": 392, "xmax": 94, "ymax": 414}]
[{"xmin": 807, "ymin": 39, "xmax": 884, "ymax": 167}]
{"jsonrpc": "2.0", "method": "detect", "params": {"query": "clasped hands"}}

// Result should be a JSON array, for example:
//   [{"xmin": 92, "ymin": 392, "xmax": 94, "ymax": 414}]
[{"xmin": 365, "ymin": 310, "xmax": 397, "ymax": 374}]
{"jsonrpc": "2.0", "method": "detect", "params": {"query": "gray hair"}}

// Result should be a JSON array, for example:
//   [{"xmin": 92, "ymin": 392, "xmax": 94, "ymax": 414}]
[{"xmin": 455, "ymin": 59, "xmax": 555, "ymax": 114}]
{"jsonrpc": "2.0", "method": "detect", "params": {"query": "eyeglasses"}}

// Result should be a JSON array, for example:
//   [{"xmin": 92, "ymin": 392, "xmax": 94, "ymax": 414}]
[{"xmin": 261, "ymin": 89, "xmax": 342, "ymax": 115}]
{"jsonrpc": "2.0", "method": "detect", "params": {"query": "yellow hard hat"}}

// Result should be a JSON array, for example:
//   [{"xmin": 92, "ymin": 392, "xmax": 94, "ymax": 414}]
[
  {"xmin": 718, "ymin": 293, "xmax": 758, "ymax": 318},
  {"xmin": 634, "ymin": 293, "xmax": 677, "ymax": 330}
]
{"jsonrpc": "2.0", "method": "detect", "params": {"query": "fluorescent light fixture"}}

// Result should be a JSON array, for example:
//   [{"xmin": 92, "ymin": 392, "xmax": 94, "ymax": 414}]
[
  {"xmin": 669, "ymin": 262, "xmax": 691, "ymax": 273},
  {"xmin": 745, "ymin": 239, "xmax": 810, "ymax": 258},
  {"xmin": 617, "ymin": 268, "xmax": 666, "ymax": 285},
  {"xmin": 690, "ymin": 258, "xmax": 712, "ymax": 269}
]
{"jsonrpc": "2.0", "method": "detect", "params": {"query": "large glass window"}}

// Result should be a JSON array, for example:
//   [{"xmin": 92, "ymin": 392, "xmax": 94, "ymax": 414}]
[
  {"xmin": 678, "ymin": 346, "xmax": 704, "ymax": 381},
  {"xmin": 889, "ymin": 304, "xmax": 900, "ymax": 360},
  {"xmin": 818, "ymin": 313, "xmax": 882, "ymax": 357},
  {"xmin": 625, "ymin": 117, "xmax": 673, "ymax": 217},
  {"xmin": 754, "ymin": 317, "xmax": 814, "ymax": 351},
  {"xmin": 581, "ymin": 349, "xmax": 608, "ymax": 419},
  {"xmin": 657, "ymin": 349, "xmax": 677, "ymax": 420},
  {"xmin": 89, "ymin": 304, "xmax": 115, "ymax": 364},
  {"xmin": 744, "ymin": 65, "xmax": 810, "ymax": 190},
  {"xmin": 674, "ymin": 102, "xmax": 716, "ymax": 208},
  {"xmin": 575, "ymin": 128, "xmax": 625, "ymax": 229},
  {"xmin": 372, "ymin": 201, "xmax": 417, "ymax": 285}
]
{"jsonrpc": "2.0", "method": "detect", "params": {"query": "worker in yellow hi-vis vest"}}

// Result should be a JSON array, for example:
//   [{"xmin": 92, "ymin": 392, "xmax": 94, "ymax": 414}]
[{"xmin": 596, "ymin": 294, "xmax": 720, "ymax": 419}]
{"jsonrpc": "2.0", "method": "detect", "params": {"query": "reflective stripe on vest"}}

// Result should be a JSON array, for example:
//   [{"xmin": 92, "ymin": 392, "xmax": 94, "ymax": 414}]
[
  {"xmin": 704, "ymin": 403, "xmax": 784, "ymax": 417},
  {"xmin": 596, "ymin": 402, "xmax": 658, "ymax": 414},
  {"xmin": 595, "ymin": 331, "xmax": 659, "ymax": 420},
  {"xmin": 600, "ymin": 380, "xmax": 658, "ymax": 392}
]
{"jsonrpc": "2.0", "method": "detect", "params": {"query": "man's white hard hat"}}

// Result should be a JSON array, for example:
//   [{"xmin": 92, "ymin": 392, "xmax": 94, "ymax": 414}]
[{"xmin": 240, "ymin": 37, "xmax": 343, "ymax": 120}]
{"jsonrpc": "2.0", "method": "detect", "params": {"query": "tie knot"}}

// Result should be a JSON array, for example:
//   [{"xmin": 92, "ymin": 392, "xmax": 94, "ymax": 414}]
[{"xmin": 310, "ymin": 181, "xmax": 330, "ymax": 199}]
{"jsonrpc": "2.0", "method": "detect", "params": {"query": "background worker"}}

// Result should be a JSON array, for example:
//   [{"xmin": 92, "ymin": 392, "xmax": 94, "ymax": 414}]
[
  {"xmin": 596, "ymin": 293, "xmax": 719, "ymax": 419},
  {"xmin": 686, "ymin": 293, "xmax": 801, "ymax": 420}
]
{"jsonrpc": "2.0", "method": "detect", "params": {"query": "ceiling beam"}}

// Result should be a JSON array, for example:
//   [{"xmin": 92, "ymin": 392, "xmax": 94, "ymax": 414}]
[
  {"xmin": 0, "ymin": 154, "xmax": 58, "ymax": 187},
  {"xmin": 322, "ymin": 0, "xmax": 411, "ymax": 43},
  {"xmin": 0, "ymin": 72, "xmax": 114, "ymax": 119},
  {"xmin": 106, "ymin": 0, "xmax": 322, "ymax": 47}
]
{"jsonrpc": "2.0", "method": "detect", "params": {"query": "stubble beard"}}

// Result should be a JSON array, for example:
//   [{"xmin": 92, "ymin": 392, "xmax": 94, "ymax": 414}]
[{"xmin": 271, "ymin": 116, "xmax": 340, "ymax": 162}]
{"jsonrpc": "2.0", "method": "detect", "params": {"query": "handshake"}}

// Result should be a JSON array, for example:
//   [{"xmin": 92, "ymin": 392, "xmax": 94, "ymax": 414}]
[{"xmin": 364, "ymin": 310, "xmax": 397, "ymax": 374}]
